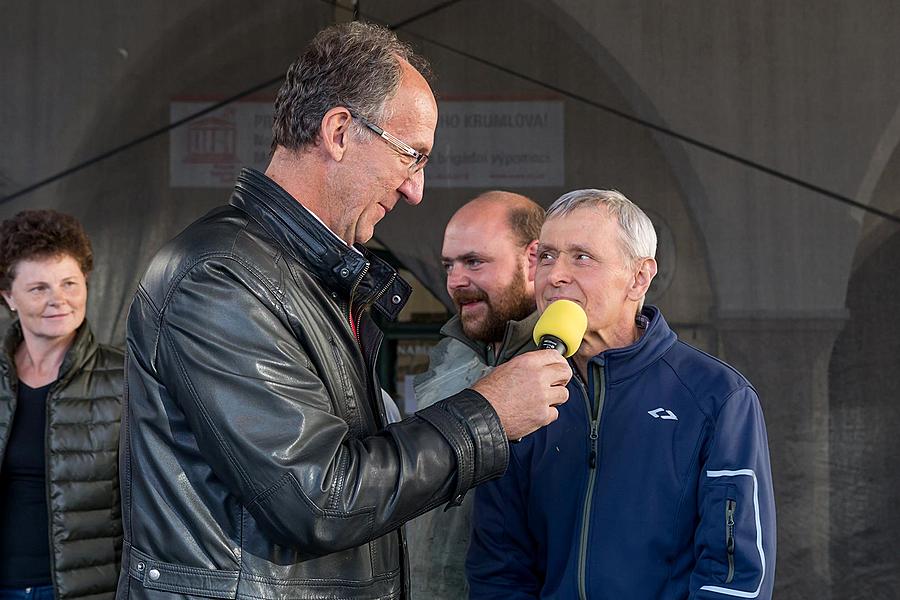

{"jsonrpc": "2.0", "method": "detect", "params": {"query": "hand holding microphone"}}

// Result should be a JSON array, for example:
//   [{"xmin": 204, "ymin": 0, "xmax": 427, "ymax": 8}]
[{"xmin": 472, "ymin": 300, "xmax": 587, "ymax": 440}]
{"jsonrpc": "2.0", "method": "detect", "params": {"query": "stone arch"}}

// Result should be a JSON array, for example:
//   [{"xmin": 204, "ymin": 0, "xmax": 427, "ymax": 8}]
[
  {"xmin": 851, "ymin": 97, "xmax": 900, "ymax": 271},
  {"xmin": 520, "ymin": 0, "xmax": 718, "ymax": 304},
  {"xmin": 827, "ymin": 97, "xmax": 900, "ymax": 599},
  {"xmin": 827, "ymin": 230, "xmax": 900, "ymax": 598}
]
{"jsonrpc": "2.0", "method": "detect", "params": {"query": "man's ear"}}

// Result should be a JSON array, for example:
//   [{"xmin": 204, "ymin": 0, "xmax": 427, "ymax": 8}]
[
  {"xmin": 526, "ymin": 239, "xmax": 539, "ymax": 282},
  {"xmin": 629, "ymin": 257, "xmax": 658, "ymax": 301},
  {"xmin": 319, "ymin": 107, "xmax": 354, "ymax": 162}
]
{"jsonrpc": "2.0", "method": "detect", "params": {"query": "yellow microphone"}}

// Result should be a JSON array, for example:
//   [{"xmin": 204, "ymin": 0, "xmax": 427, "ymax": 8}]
[{"xmin": 532, "ymin": 299, "xmax": 588, "ymax": 358}]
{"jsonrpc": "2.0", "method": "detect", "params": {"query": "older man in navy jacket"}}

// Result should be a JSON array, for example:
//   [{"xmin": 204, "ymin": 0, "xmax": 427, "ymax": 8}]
[{"xmin": 467, "ymin": 189, "xmax": 776, "ymax": 599}]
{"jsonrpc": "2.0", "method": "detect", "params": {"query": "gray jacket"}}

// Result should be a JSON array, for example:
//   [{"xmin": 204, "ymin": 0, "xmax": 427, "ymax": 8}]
[{"xmin": 407, "ymin": 312, "xmax": 538, "ymax": 599}]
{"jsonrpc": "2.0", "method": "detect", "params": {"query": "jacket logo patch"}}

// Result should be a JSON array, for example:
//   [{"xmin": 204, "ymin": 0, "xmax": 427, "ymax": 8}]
[{"xmin": 648, "ymin": 407, "xmax": 678, "ymax": 421}]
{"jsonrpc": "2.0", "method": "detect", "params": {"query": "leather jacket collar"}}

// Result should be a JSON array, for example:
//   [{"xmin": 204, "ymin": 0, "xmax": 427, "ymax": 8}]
[{"xmin": 230, "ymin": 168, "xmax": 411, "ymax": 321}]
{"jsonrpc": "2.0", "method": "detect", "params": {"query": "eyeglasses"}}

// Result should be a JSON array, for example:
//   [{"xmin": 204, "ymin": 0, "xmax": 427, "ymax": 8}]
[{"xmin": 351, "ymin": 112, "xmax": 429, "ymax": 175}]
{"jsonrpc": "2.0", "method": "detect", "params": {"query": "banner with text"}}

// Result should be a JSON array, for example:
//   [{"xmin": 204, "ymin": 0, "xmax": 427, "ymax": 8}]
[
  {"xmin": 428, "ymin": 100, "xmax": 564, "ymax": 187},
  {"xmin": 169, "ymin": 99, "xmax": 564, "ymax": 188}
]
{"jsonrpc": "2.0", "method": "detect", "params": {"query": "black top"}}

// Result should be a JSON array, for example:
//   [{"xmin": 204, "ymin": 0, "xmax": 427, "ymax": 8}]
[{"xmin": 0, "ymin": 381, "xmax": 52, "ymax": 587}]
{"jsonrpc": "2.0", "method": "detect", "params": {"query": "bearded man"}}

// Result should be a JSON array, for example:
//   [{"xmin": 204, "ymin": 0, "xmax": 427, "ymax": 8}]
[{"xmin": 406, "ymin": 191, "xmax": 545, "ymax": 599}]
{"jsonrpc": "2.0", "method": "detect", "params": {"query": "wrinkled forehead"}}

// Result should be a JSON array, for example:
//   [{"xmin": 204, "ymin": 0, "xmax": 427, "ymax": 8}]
[
  {"xmin": 443, "ymin": 211, "xmax": 519, "ymax": 257},
  {"xmin": 442, "ymin": 229, "xmax": 516, "ymax": 261},
  {"xmin": 382, "ymin": 60, "xmax": 438, "ymax": 150},
  {"xmin": 539, "ymin": 208, "xmax": 631, "ymax": 260},
  {"xmin": 541, "ymin": 207, "xmax": 615, "ymax": 240}
]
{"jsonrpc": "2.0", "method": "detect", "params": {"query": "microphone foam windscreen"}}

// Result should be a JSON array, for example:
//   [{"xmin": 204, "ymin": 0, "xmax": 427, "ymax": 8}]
[{"xmin": 532, "ymin": 299, "xmax": 588, "ymax": 358}]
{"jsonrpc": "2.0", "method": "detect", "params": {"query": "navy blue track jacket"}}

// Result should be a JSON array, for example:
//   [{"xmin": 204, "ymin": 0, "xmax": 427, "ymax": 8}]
[{"xmin": 467, "ymin": 306, "xmax": 776, "ymax": 599}]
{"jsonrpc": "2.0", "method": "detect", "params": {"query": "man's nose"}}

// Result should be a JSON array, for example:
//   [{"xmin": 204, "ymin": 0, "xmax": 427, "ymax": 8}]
[
  {"xmin": 446, "ymin": 267, "xmax": 469, "ymax": 290},
  {"xmin": 547, "ymin": 259, "xmax": 571, "ymax": 286},
  {"xmin": 398, "ymin": 170, "xmax": 424, "ymax": 206}
]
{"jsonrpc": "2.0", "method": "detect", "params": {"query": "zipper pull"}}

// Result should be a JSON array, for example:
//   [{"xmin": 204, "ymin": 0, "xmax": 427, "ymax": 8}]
[
  {"xmin": 725, "ymin": 498, "xmax": 736, "ymax": 584},
  {"xmin": 588, "ymin": 429, "xmax": 598, "ymax": 469}
]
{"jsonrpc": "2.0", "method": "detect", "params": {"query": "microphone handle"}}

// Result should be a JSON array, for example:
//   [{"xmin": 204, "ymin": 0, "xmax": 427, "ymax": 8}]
[{"xmin": 539, "ymin": 335, "xmax": 567, "ymax": 356}]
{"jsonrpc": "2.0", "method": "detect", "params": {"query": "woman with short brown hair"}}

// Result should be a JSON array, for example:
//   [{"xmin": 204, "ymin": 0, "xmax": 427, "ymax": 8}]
[{"xmin": 0, "ymin": 210, "xmax": 123, "ymax": 600}]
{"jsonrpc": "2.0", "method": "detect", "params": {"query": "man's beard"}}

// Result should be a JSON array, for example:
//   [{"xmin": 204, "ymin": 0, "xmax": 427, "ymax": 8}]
[{"xmin": 453, "ymin": 269, "xmax": 535, "ymax": 344}]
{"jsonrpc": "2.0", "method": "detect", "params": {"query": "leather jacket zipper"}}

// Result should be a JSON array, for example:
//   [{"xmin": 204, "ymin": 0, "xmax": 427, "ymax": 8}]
[
  {"xmin": 347, "ymin": 262, "xmax": 369, "ymax": 347},
  {"xmin": 725, "ymin": 498, "xmax": 736, "ymax": 584},
  {"xmin": 577, "ymin": 361, "xmax": 605, "ymax": 600},
  {"xmin": 344, "ymin": 262, "xmax": 397, "ymax": 430},
  {"xmin": 364, "ymin": 276, "xmax": 395, "ymax": 429},
  {"xmin": 370, "ymin": 271, "xmax": 398, "ymax": 306}
]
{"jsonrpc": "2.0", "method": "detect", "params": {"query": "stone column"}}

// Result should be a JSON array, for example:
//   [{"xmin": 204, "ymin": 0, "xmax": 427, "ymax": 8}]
[{"xmin": 715, "ymin": 310, "xmax": 847, "ymax": 600}]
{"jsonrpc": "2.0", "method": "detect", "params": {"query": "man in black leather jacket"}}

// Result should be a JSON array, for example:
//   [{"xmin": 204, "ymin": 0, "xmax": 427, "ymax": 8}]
[{"xmin": 117, "ymin": 22, "xmax": 571, "ymax": 600}]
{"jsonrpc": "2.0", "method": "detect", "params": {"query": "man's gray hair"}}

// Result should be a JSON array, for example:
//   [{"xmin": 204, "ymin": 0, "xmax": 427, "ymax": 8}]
[
  {"xmin": 271, "ymin": 21, "xmax": 430, "ymax": 152},
  {"xmin": 546, "ymin": 189, "xmax": 657, "ymax": 263}
]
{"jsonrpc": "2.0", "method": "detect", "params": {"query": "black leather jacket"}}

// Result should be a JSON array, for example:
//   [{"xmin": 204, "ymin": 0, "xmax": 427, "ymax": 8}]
[
  {"xmin": 117, "ymin": 169, "xmax": 509, "ymax": 600},
  {"xmin": 0, "ymin": 321, "xmax": 123, "ymax": 600}
]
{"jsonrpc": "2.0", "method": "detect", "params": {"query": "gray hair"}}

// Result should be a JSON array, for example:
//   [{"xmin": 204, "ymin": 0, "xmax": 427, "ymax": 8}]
[
  {"xmin": 546, "ymin": 189, "xmax": 657, "ymax": 263},
  {"xmin": 271, "ymin": 21, "xmax": 431, "ymax": 152}
]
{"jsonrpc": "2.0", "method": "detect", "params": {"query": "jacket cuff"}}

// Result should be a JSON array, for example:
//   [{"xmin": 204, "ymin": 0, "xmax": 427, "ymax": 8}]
[{"xmin": 416, "ymin": 389, "xmax": 509, "ymax": 508}]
